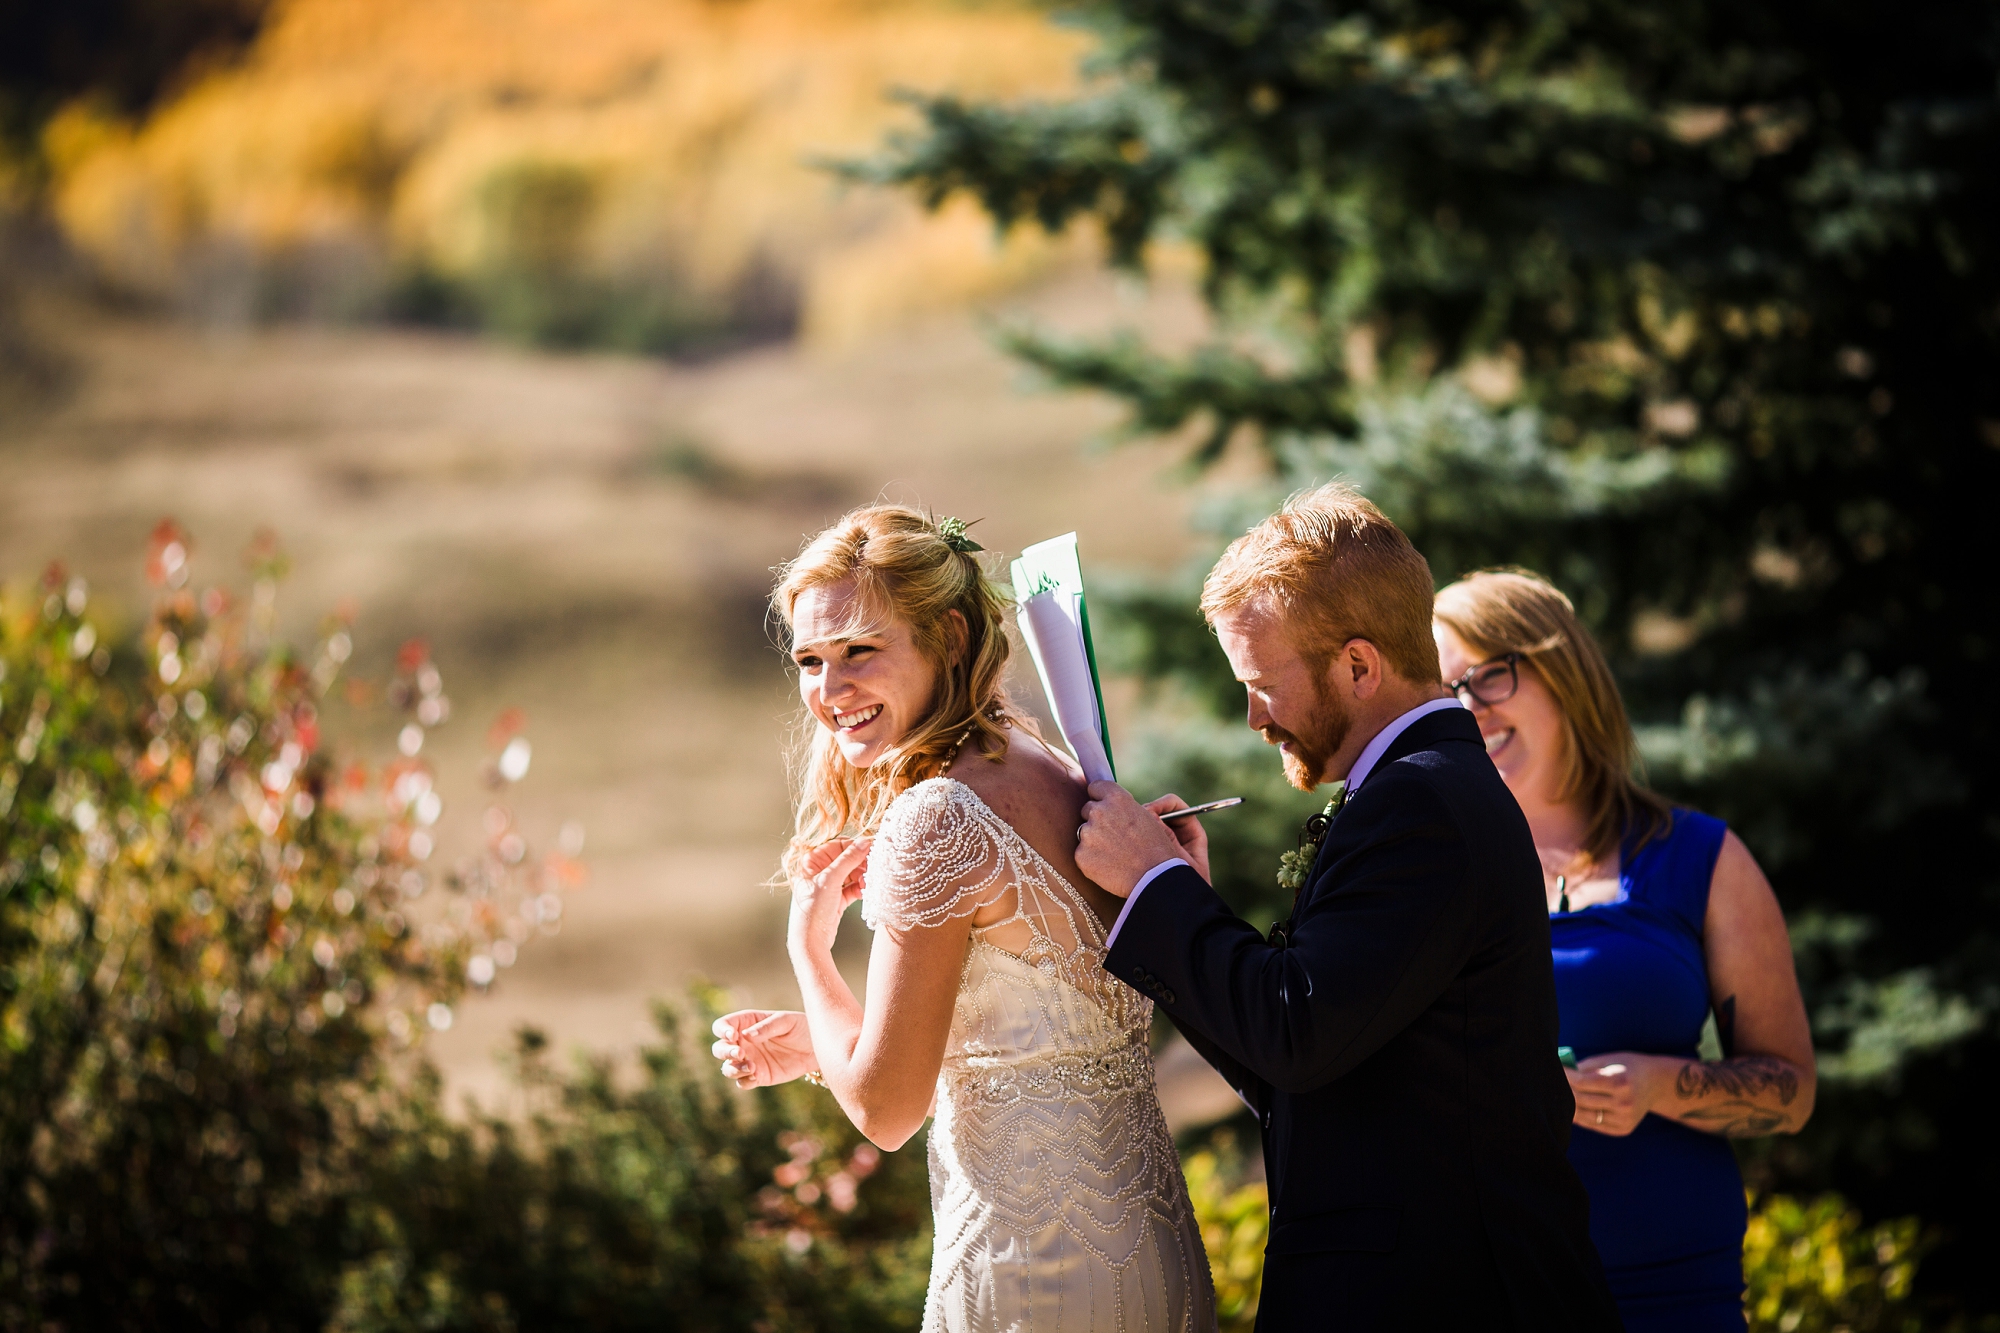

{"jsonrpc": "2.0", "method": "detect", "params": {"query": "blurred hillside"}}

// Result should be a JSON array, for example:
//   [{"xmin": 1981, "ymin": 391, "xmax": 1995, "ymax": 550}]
[
  {"xmin": 36, "ymin": 0, "xmax": 1091, "ymax": 351},
  {"xmin": 0, "ymin": 265, "xmax": 1246, "ymax": 1123}
]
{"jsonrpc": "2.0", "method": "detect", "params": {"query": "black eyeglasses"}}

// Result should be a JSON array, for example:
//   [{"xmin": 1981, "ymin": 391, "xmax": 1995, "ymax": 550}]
[{"xmin": 1448, "ymin": 653, "xmax": 1521, "ymax": 707}]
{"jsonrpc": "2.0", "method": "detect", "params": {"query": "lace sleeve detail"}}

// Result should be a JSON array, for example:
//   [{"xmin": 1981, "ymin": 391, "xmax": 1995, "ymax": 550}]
[{"xmin": 861, "ymin": 779, "xmax": 1008, "ymax": 932}]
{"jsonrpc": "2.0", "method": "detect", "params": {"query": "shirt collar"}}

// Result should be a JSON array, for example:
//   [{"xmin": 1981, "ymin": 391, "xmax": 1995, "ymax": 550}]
[{"xmin": 1344, "ymin": 697, "xmax": 1465, "ymax": 794}]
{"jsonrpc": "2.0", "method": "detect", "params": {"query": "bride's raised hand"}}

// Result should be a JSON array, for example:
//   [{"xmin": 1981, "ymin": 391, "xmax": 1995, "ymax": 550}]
[
  {"xmin": 787, "ymin": 836, "xmax": 873, "ymax": 957},
  {"xmin": 712, "ymin": 1009, "xmax": 815, "ymax": 1089},
  {"xmin": 812, "ymin": 834, "xmax": 873, "ymax": 908}
]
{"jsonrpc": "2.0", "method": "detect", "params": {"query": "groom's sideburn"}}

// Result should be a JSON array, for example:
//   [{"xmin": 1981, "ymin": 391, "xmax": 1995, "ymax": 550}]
[{"xmin": 1108, "ymin": 706, "xmax": 1622, "ymax": 1331}]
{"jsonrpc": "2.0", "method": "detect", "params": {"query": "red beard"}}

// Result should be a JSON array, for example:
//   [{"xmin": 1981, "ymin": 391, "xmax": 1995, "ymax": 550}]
[{"xmin": 1261, "ymin": 687, "xmax": 1352, "ymax": 793}]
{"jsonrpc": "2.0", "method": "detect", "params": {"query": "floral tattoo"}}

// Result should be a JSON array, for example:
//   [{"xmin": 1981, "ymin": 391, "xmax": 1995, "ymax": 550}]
[{"xmin": 1674, "ymin": 1055, "xmax": 1800, "ymax": 1137}]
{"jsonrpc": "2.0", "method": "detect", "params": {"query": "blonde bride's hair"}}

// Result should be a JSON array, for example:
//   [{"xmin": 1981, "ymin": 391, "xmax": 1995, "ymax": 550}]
[{"xmin": 773, "ymin": 504, "xmax": 1028, "ymax": 877}]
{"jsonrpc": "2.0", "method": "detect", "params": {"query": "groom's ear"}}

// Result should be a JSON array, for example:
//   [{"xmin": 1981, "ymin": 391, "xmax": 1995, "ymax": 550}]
[{"xmin": 1340, "ymin": 638, "xmax": 1387, "ymax": 701}]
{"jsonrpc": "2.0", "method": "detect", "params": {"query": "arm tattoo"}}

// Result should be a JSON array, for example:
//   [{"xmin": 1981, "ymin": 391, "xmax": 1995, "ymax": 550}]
[
  {"xmin": 1680, "ymin": 1105, "xmax": 1790, "ymax": 1137},
  {"xmin": 1675, "ymin": 1055, "xmax": 1801, "ymax": 1137},
  {"xmin": 1677, "ymin": 1056, "xmax": 1798, "ymax": 1103}
]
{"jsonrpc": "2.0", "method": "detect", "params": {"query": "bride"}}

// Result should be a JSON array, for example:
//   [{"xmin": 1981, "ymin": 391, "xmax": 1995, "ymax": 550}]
[{"xmin": 711, "ymin": 504, "xmax": 1216, "ymax": 1333}]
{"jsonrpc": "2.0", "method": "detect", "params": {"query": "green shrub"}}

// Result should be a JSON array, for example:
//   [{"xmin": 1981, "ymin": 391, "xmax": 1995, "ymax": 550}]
[
  {"xmin": 1744, "ymin": 1194, "xmax": 1929, "ymax": 1333},
  {"xmin": 0, "ymin": 535, "xmax": 474, "ymax": 1329},
  {"xmin": 329, "ymin": 1014, "xmax": 932, "ymax": 1333},
  {"xmin": 0, "ymin": 531, "xmax": 931, "ymax": 1330},
  {"xmin": 1182, "ymin": 1143, "xmax": 1268, "ymax": 1333}
]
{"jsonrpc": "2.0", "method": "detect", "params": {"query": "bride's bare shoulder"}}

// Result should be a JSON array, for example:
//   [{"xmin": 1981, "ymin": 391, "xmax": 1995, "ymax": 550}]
[
  {"xmin": 947, "ymin": 725, "xmax": 1087, "ymax": 838},
  {"xmin": 948, "ymin": 723, "xmax": 1119, "ymax": 918}
]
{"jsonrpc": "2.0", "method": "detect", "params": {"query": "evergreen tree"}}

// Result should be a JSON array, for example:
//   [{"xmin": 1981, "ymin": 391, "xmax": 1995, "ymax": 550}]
[
  {"xmin": 0, "ymin": 0, "xmax": 272, "ymax": 161},
  {"xmin": 856, "ymin": 0, "xmax": 2000, "ymax": 1315}
]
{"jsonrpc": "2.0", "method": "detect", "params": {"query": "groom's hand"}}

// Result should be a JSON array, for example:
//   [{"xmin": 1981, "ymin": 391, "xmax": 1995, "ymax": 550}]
[
  {"xmin": 1143, "ymin": 793, "xmax": 1212, "ymax": 884},
  {"xmin": 1077, "ymin": 781, "xmax": 1203, "ymax": 898}
]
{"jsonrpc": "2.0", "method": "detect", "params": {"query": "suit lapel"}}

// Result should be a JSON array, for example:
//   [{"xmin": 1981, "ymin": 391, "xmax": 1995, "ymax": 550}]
[
  {"xmin": 1303, "ymin": 812, "xmax": 1345, "ymax": 900},
  {"xmin": 1300, "ymin": 707, "xmax": 1479, "ymax": 901}
]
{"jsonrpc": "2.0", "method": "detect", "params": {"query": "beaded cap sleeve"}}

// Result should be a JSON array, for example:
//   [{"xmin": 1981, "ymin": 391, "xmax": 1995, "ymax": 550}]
[{"xmin": 861, "ymin": 778, "xmax": 1011, "ymax": 933}]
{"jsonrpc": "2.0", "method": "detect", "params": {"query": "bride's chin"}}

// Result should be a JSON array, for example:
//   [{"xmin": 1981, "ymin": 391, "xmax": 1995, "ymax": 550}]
[
  {"xmin": 833, "ymin": 738, "xmax": 887, "ymax": 768},
  {"xmin": 827, "ymin": 724, "xmax": 911, "ymax": 770}
]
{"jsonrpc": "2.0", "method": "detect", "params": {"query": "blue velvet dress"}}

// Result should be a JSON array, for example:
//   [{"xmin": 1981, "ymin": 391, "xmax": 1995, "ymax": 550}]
[{"xmin": 1553, "ymin": 808, "xmax": 1747, "ymax": 1333}]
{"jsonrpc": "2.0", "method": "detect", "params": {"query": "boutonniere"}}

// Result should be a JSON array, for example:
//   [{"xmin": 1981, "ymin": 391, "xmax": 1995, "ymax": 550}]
[
  {"xmin": 1275, "ymin": 781, "xmax": 1348, "ymax": 893},
  {"xmin": 1270, "ymin": 781, "xmax": 1348, "ymax": 948}
]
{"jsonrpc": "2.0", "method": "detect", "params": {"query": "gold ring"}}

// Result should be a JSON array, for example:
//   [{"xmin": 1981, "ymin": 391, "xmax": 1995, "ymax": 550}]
[{"xmin": 1595, "ymin": 1111, "xmax": 1604, "ymax": 1126}]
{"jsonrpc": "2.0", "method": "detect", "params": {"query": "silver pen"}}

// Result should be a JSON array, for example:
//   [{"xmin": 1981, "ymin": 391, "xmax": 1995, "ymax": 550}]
[{"xmin": 1158, "ymin": 796, "xmax": 1244, "ymax": 822}]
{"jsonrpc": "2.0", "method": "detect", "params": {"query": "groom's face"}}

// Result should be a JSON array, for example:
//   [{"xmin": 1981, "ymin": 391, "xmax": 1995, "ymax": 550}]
[{"xmin": 1213, "ymin": 600, "xmax": 1351, "ymax": 792}]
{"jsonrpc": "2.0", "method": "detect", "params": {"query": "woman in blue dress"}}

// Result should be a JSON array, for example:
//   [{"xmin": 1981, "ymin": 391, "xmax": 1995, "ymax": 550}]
[{"xmin": 1434, "ymin": 570, "xmax": 1817, "ymax": 1333}]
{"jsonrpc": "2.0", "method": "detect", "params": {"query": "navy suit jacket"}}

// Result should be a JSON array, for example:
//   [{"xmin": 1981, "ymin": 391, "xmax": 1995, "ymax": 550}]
[{"xmin": 1106, "ymin": 707, "xmax": 1621, "ymax": 1331}]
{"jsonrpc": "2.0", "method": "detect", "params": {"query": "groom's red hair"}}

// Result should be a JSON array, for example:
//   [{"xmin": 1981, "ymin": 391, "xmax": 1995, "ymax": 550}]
[{"xmin": 1201, "ymin": 482, "xmax": 1440, "ymax": 684}]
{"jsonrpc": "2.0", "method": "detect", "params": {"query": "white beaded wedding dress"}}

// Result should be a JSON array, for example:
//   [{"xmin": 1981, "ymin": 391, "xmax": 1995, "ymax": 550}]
[{"xmin": 862, "ymin": 777, "xmax": 1217, "ymax": 1333}]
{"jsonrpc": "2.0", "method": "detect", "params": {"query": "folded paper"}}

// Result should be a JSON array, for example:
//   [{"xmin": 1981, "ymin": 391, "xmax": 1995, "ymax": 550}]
[{"xmin": 1011, "ymin": 533, "xmax": 1115, "ymax": 785}]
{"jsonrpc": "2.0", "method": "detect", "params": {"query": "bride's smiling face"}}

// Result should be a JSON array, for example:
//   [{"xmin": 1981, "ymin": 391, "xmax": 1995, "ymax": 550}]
[{"xmin": 791, "ymin": 576, "xmax": 941, "ymax": 769}]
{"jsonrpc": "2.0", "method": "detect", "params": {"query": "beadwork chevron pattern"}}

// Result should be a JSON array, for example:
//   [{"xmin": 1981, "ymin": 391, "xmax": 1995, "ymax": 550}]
[{"xmin": 863, "ymin": 779, "xmax": 1216, "ymax": 1331}]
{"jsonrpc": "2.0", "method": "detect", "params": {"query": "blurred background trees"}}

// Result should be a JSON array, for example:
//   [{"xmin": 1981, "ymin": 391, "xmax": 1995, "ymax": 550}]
[
  {"xmin": 0, "ymin": 0, "xmax": 271, "ymax": 169},
  {"xmin": 864, "ymin": 0, "xmax": 2000, "ymax": 1320},
  {"xmin": 0, "ymin": 0, "xmax": 1092, "ymax": 354}
]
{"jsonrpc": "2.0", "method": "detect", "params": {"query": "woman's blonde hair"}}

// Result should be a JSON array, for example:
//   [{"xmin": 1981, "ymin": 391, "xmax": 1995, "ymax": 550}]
[
  {"xmin": 1432, "ymin": 569, "xmax": 1671, "ymax": 866},
  {"xmin": 773, "ymin": 504, "xmax": 1027, "ymax": 875}
]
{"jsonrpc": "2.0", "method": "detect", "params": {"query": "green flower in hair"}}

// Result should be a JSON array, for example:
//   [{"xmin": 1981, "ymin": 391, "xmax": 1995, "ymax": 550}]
[{"xmin": 937, "ymin": 517, "xmax": 984, "ymax": 553}]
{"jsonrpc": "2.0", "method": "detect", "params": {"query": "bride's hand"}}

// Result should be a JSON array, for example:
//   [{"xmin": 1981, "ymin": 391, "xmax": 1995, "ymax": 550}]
[
  {"xmin": 787, "ymin": 836, "xmax": 872, "ymax": 956},
  {"xmin": 712, "ymin": 1009, "xmax": 816, "ymax": 1089}
]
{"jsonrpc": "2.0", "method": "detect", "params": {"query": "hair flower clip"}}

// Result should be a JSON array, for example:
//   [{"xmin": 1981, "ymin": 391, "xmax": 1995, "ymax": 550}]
[{"xmin": 937, "ymin": 516, "xmax": 984, "ymax": 553}]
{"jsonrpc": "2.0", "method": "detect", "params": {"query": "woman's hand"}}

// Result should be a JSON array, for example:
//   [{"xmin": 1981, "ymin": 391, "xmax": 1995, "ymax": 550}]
[
  {"xmin": 787, "ymin": 836, "xmax": 873, "ymax": 958},
  {"xmin": 712, "ymin": 1009, "xmax": 816, "ymax": 1089},
  {"xmin": 1568, "ymin": 1052, "xmax": 1686, "ymax": 1136}
]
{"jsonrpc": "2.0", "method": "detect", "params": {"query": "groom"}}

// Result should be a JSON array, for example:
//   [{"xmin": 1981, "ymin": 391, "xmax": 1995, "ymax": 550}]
[{"xmin": 1077, "ymin": 484, "xmax": 1620, "ymax": 1330}]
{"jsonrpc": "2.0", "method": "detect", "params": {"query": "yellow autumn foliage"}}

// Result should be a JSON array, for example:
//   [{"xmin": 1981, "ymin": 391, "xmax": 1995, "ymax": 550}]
[
  {"xmin": 44, "ymin": 0, "xmax": 1093, "ymax": 347},
  {"xmin": 1182, "ymin": 1166, "xmax": 1932, "ymax": 1333},
  {"xmin": 1184, "ymin": 1149, "xmax": 1270, "ymax": 1333}
]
